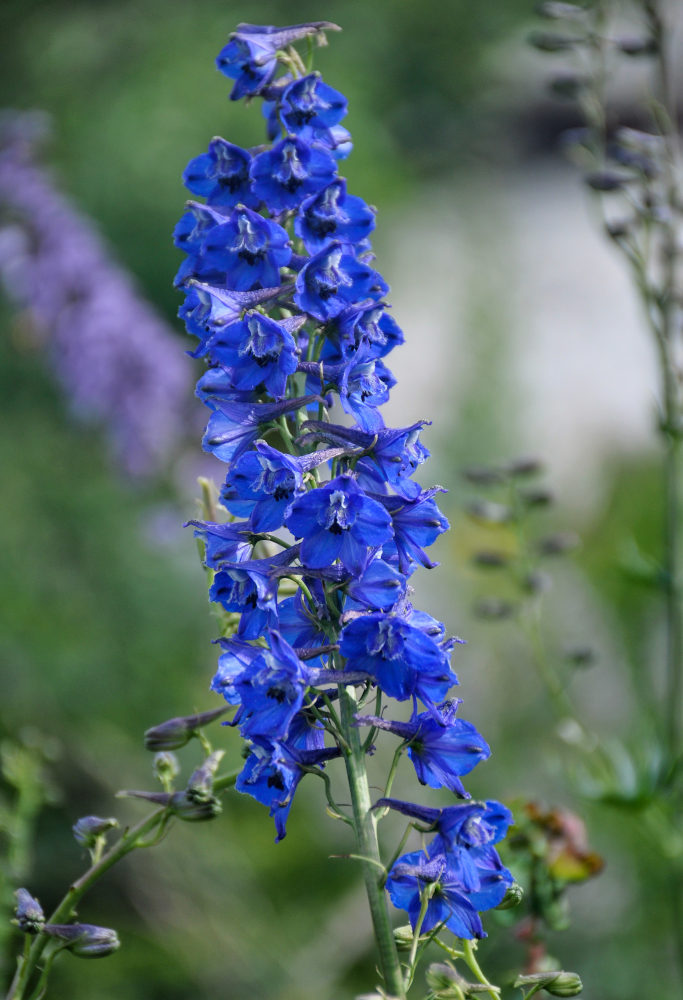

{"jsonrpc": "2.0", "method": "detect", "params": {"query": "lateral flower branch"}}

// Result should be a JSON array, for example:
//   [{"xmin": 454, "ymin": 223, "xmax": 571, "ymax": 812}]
[{"xmin": 175, "ymin": 21, "xmax": 521, "ymax": 999}]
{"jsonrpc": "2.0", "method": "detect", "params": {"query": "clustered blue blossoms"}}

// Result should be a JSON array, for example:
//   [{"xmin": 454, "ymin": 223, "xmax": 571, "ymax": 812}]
[{"xmin": 176, "ymin": 22, "xmax": 513, "ymax": 943}]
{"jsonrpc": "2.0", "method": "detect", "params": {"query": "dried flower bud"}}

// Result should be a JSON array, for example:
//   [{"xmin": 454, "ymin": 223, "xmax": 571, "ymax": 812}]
[
  {"xmin": 14, "ymin": 889, "xmax": 44, "ymax": 934},
  {"xmin": 72, "ymin": 815, "xmax": 118, "ymax": 848},
  {"xmin": 45, "ymin": 923, "xmax": 120, "ymax": 958},
  {"xmin": 496, "ymin": 882, "xmax": 524, "ymax": 909},
  {"xmin": 143, "ymin": 706, "xmax": 228, "ymax": 751},
  {"xmin": 515, "ymin": 971, "xmax": 583, "ymax": 996}
]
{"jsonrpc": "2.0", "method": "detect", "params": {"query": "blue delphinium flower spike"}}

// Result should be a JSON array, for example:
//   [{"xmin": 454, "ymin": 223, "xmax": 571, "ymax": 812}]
[{"xmin": 177, "ymin": 26, "xmax": 513, "ymax": 946}]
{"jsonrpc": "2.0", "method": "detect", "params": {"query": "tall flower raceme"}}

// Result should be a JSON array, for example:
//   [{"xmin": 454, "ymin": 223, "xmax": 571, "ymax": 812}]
[
  {"xmin": 0, "ymin": 111, "xmax": 192, "ymax": 478},
  {"xmin": 176, "ymin": 22, "xmax": 524, "ymax": 999}
]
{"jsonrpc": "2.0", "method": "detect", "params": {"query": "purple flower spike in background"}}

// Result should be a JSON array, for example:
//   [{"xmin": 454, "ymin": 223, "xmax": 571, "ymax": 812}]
[{"xmin": 0, "ymin": 111, "xmax": 192, "ymax": 477}]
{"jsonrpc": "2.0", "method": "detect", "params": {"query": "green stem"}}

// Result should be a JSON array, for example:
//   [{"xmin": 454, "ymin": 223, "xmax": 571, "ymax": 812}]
[
  {"xmin": 6, "ymin": 771, "xmax": 239, "ymax": 1000},
  {"xmin": 6, "ymin": 807, "xmax": 167, "ymax": 1000},
  {"xmin": 461, "ymin": 939, "xmax": 500, "ymax": 1000},
  {"xmin": 337, "ymin": 682, "xmax": 406, "ymax": 999}
]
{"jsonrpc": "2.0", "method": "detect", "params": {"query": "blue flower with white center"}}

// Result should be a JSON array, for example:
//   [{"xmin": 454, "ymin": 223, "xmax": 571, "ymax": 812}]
[
  {"xmin": 220, "ymin": 441, "xmax": 306, "ymax": 530},
  {"xmin": 339, "ymin": 612, "xmax": 457, "ymax": 705},
  {"xmin": 339, "ymin": 356, "xmax": 395, "ymax": 432},
  {"xmin": 378, "ymin": 798, "xmax": 514, "ymax": 914},
  {"xmin": 217, "ymin": 22, "xmax": 339, "ymax": 101},
  {"xmin": 385, "ymin": 850, "xmax": 485, "ymax": 940},
  {"xmin": 173, "ymin": 202, "xmax": 226, "ymax": 257},
  {"xmin": 346, "ymin": 557, "xmax": 407, "ymax": 612},
  {"xmin": 237, "ymin": 712, "xmax": 338, "ymax": 841},
  {"xmin": 186, "ymin": 519, "xmax": 254, "ymax": 567},
  {"xmin": 211, "ymin": 637, "xmax": 264, "ymax": 705},
  {"xmin": 331, "ymin": 301, "xmax": 404, "ymax": 360},
  {"xmin": 210, "ymin": 567, "xmax": 277, "ymax": 639},
  {"xmin": 179, "ymin": 282, "xmax": 289, "ymax": 357},
  {"xmin": 201, "ymin": 205, "xmax": 292, "ymax": 290},
  {"xmin": 250, "ymin": 136, "xmax": 337, "ymax": 214},
  {"xmin": 375, "ymin": 487, "xmax": 450, "ymax": 573},
  {"xmin": 183, "ymin": 138, "xmax": 259, "ymax": 208},
  {"xmin": 295, "ymin": 179, "xmax": 375, "ymax": 254},
  {"xmin": 208, "ymin": 311, "xmax": 299, "ymax": 398},
  {"xmin": 285, "ymin": 473, "xmax": 393, "ymax": 575},
  {"xmin": 354, "ymin": 422, "xmax": 431, "ymax": 499},
  {"xmin": 294, "ymin": 242, "xmax": 382, "ymax": 321},
  {"xmin": 277, "ymin": 583, "xmax": 337, "ymax": 667},
  {"xmin": 279, "ymin": 73, "xmax": 347, "ymax": 137},
  {"xmin": 234, "ymin": 632, "xmax": 312, "ymax": 741},
  {"xmin": 354, "ymin": 700, "xmax": 490, "ymax": 796},
  {"xmin": 202, "ymin": 394, "xmax": 318, "ymax": 464}
]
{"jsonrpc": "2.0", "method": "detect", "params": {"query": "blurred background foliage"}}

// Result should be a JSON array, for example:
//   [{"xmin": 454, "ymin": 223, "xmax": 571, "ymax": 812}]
[{"xmin": 0, "ymin": 0, "xmax": 678, "ymax": 998}]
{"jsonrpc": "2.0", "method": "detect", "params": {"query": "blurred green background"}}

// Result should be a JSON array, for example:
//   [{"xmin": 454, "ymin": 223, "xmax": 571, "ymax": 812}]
[{"xmin": 0, "ymin": 1, "xmax": 679, "ymax": 998}]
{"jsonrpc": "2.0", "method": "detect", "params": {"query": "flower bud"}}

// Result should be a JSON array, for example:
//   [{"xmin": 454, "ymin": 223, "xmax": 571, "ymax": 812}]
[
  {"xmin": 473, "ymin": 597, "xmax": 516, "ymax": 621},
  {"xmin": 461, "ymin": 464, "xmax": 504, "ymax": 486},
  {"xmin": 617, "ymin": 36, "xmax": 658, "ymax": 57},
  {"xmin": 548, "ymin": 74, "xmax": 586, "ymax": 100},
  {"xmin": 72, "ymin": 815, "xmax": 118, "ymax": 848},
  {"xmin": 538, "ymin": 531, "xmax": 580, "ymax": 556},
  {"xmin": 505, "ymin": 456, "xmax": 544, "ymax": 478},
  {"xmin": 14, "ymin": 889, "xmax": 45, "ymax": 934},
  {"xmin": 535, "ymin": 1, "xmax": 585, "ymax": 19},
  {"xmin": 186, "ymin": 749, "xmax": 224, "ymax": 804},
  {"xmin": 605, "ymin": 218, "xmax": 631, "ymax": 240},
  {"xmin": 563, "ymin": 644, "xmax": 595, "ymax": 668},
  {"xmin": 584, "ymin": 170, "xmax": 626, "ymax": 192},
  {"xmin": 45, "ymin": 922, "xmax": 120, "ymax": 958},
  {"xmin": 514, "ymin": 971, "xmax": 582, "ymax": 996},
  {"xmin": 520, "ymin": 487, "xmax": 554, "ymax": 507},
  {"xmin": 522, "ymin": 570, "xmax": 552, "ymax": 595},
  {"xmin": 465, "ymin": 500, "xmax": 513, "ymax": 524},
  {"xmin": 528, "ymin": 31, "xmax": 579, "ymax": 52},
  {"xmin": 472, "ymin": 551, "xmax": 509, "ymax": 568},
  {"xmin": 170, "ymin": 789, "xmax": 222, "ymax": 821},
  {"xmin": 392, "ymin": 924, "xmax": 414, "ymax": 951},
  {"xmin": 143, "ymin": 706, "xmax": 228, "ymax": 751},
  {"xmin": 153, "ymin": 751, "xmax": 180, "ymax": 784},
  {"xmin": 496, "ymin": 881, "xmax": 524, "ymax": 909}
]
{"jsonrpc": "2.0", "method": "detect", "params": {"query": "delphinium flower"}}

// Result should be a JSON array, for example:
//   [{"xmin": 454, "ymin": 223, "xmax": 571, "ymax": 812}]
[
  {"xmin": 176, "ymin": 23, "xmax": 514, "ymax": 998},
  {"xmin": 0, "ymin": 111, "xmax": 192, "ymax": 477}
]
